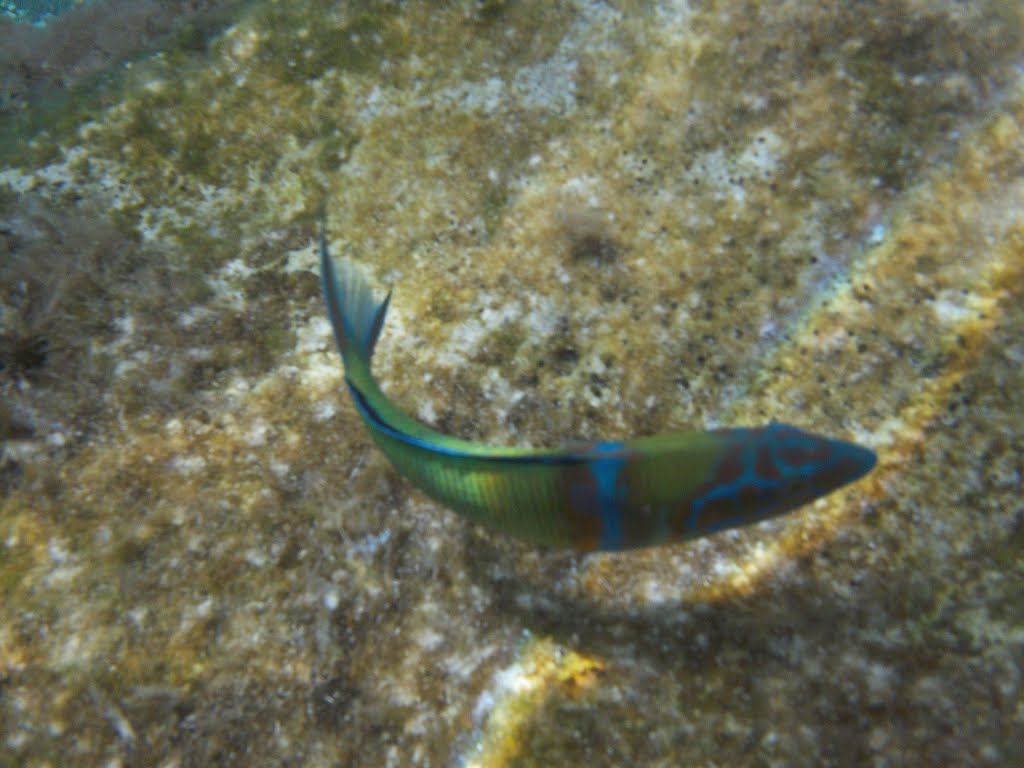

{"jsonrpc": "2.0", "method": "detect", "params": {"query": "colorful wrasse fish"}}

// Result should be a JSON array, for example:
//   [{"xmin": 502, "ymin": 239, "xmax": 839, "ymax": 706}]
[{"xmin": 321, "ymin": 231, "xmax": 876, "ymax": 551}]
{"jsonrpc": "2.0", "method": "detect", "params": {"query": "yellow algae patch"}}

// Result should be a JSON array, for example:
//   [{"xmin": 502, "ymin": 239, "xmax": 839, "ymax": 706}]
[
  {"xmin": 0, "ymin": 350, "xmax": 349, "ymax": 688},
  {"xmin": 462, "ymin": 636, "xmax": 605, "ymax": 768}
]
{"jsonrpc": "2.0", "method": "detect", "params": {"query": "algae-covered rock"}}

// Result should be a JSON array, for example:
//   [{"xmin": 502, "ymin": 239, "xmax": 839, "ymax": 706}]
[{"xmin": 1, "ymin": 1, "xmax": 1023, "ymax": 765}]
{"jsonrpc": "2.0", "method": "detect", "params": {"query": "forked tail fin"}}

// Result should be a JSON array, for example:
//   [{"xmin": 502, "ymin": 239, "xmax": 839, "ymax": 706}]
[{"xmin": 320, "ymin": 225, "xmax": 392, "ymax": 367}]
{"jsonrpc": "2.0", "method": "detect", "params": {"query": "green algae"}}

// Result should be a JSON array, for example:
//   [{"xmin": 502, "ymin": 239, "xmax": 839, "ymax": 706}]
[
  {"xmin": 476, "ymin": 322, "xmax": 528, "ymax": 367},
  {"xmin": 0, "ymin": 2, "xmax": 248, "ymax": 169},
  {"xmin": 249, "ymin": 4, "xmax": 405, "ymax": 81}
]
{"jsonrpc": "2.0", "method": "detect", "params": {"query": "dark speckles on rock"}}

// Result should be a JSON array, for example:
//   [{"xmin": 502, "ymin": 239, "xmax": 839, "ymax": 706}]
[
  {"xmin": 569, "ymin": 231, "xmax": 619, "ymax": 265},
  {"xmin": 311, "ymin": 674, "xmax": 361, "ymax": 731},
  {"xmin": 558, "ymin": 207, "xmax": 621, "ymax": 266},
  {"xmin": 0, "ymin": 332, "xmax": 49, "ymax": 376},
  {"xmin": 551, "ymin": 343, "xmax": 580, "ymax": 373},
  {"xmin": 548, "ymin": 315, "xmax": 580, "ymax": 374}
]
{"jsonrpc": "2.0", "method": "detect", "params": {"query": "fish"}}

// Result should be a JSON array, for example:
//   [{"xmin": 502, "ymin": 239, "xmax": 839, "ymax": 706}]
[{"xmin": 320, "ymin": 228, "xmax": 877, "ymax": 551}]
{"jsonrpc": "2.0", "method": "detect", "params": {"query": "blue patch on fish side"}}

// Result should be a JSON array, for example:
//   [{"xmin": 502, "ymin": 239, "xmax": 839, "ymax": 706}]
[{"xmin": 590, "ymin": 442, "xmax": 626, "ymax": 550}]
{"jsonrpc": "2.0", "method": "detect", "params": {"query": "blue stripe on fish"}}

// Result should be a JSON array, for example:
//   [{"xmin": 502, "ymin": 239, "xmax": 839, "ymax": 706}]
[
  {"xmin": 590, "ymin": 443, "xmax": 627, "ymax": 550},
  {"xmin": 684, "ymin": 424, "xmax": 875, "ymax": 535},
  {"xmin": 686, "ymin": 440, "xmax": 762, "ymax": 534},
  {"xmin": 348, "ymin": 379, "xmax": 601, "ymax": 466}
]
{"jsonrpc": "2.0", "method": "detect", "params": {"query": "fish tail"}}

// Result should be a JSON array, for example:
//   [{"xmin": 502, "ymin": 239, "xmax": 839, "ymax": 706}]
[{"xmin": 320, "ymin": 225, "xmax": 392, "ymax": 370}]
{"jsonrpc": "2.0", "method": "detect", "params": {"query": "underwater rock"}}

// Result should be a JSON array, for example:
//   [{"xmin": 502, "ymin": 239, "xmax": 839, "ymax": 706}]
[{"xmin": 1, "ymin": 1, "xmax": 1023, "ymax": 765}]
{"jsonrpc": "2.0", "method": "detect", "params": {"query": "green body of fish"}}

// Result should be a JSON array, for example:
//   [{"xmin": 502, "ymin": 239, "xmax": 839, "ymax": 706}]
[{"xmin": 321, "ymin": 231, "xmax": 876, "ymax": 551}]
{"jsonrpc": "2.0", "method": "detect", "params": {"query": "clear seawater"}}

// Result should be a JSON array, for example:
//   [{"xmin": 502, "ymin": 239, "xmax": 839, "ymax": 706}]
[{"xmin": 2, "ymin": 0, "xmax": 83, "ymax": 26}]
